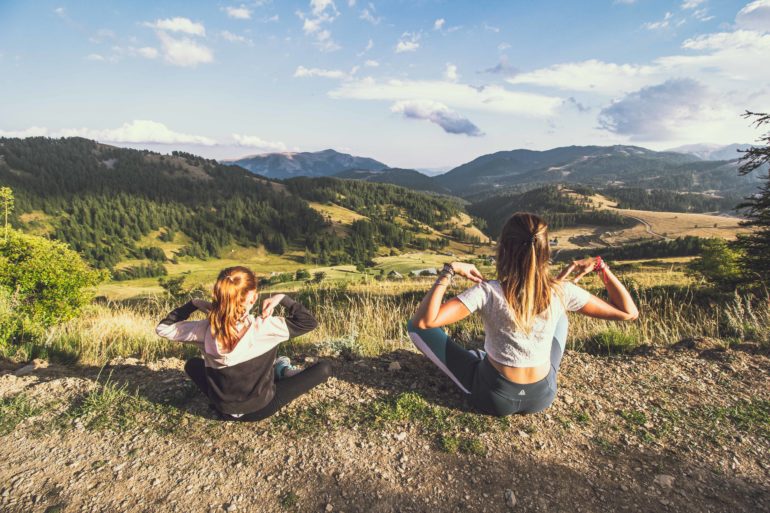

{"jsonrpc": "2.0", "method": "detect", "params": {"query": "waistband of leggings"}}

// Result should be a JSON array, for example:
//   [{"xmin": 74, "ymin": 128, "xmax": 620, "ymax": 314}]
[{"xmin": 478, "ymin": 356, "xmax": 555, "ymax": 398}]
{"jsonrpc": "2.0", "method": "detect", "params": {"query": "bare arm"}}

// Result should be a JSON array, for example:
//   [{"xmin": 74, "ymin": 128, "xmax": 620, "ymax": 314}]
[
  {"xmin": 410, "ymin": 263, "xmax": 483, "ymax": 329},
  {"xmin": 560, "ymin": 258, "xmax": 639, "ymax": 321}
]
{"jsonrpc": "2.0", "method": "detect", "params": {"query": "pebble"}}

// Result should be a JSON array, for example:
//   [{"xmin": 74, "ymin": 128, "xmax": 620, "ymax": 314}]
[
  {"xmin": 394, "ymin": 432, "xmax": 407, "ymax": 442},
  {"xmin": 654, "ymin": 475, "xmax": 675, "ymax": 489},
  {"xmin": 504, "ymin": 489, "xmax": 516, "ymax": 509},
  {"xmin": 224, "ymin": 503, "xmax": 236, "ymax": 512},
  {"xmin": 388, "ymin": 361, "xmax": 402, "ymax": 372},
  {"xmin": 325, "ymin": 504, "xmax": 334, "ymax": 512}
]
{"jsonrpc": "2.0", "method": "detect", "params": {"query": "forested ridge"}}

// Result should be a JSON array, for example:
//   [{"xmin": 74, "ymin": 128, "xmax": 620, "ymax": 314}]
[
  {"xmin": 468, "ymin": 185, "xmax": 635, "ymax": 237},
  {"xmin": 0, "ymin": 138, "xmax": 466, "ymax": 270}
]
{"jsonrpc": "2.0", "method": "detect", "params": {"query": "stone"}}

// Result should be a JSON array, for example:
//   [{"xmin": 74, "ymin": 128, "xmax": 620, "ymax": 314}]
[
  {"xmin": 388, "ymin": 361, "xmax": 402, "ymax": 372},
  {"xmin": 325, "ymin": 504, "xmax": 334, "ymax": 512},
  {"xmin": 394, "ymin": 432, "xmax": 407, "ymax": 442},
  {"xmin": 654, "ymin": 475, "xmax": 675, "ymax": 488},
  {"xmin": 504, "ymin": 489, "xmax": 516, "ymax": 509},
  {"xmin": 224, "ymin": 503, "xmax": 237, "ymax": 512}
]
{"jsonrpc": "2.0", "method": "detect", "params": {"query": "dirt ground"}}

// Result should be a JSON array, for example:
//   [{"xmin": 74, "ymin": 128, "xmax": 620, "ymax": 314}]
[{"xmin": 1, "ymin": 342, "xmax": 768, "ymax": 513}]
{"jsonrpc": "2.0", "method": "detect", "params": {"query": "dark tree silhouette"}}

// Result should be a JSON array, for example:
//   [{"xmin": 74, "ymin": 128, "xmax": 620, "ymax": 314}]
[{"xmin": 735, "ymin": 111, "xmax": 770, "ymax": 284}]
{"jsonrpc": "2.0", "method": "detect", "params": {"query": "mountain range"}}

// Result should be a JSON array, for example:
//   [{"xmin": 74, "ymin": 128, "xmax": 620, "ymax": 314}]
[{"xmin": 222, "ymin": 144, "xmax": 761, "ymax": 199}]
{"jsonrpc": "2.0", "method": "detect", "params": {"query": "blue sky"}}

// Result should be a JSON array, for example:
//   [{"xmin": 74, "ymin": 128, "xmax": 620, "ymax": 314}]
[{"xmin": 0, "ymin": 0, "xmax": 768, "ymax": 168}]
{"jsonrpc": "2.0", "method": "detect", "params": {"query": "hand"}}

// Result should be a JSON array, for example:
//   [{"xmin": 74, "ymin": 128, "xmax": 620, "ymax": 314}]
[
  {"xmin": 261, "ymin": 294, "xmax": 285, "ymax": 319},
  {"xmin": 559, "ymin": 257, "xmax": 597, "ymax": 283},
  {"xmin": 450, "ymin": 262, "xmax": 484, "ymax": 283},
  {"xmin": 191, "ymin": 299, "xmax": 213, "ymax": 313}
]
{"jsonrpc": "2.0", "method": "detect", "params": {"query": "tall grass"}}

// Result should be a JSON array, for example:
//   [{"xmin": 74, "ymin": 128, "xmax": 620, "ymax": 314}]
[{"xmin": 5, "ymin": 277, "xmax": 769, "ymax": 365}]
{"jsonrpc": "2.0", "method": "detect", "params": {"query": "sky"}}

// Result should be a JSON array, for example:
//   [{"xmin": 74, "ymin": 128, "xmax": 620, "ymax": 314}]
[{"xmin": 0, "ymin": 0, "xmax": 768, "ymax": 169}]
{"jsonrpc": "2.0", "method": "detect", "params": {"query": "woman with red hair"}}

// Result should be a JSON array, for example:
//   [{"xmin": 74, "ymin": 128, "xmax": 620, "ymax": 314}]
[{"xmin": 156, "ymin": 266, "xmax": 331, "ymax": 421}]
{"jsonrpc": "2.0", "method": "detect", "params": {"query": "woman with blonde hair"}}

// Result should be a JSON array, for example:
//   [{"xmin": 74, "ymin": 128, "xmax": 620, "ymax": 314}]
[
  {"xmin": 408, "ymin": 212, "xmax": 638, "ymax": 416},
  {"xmin": 156, "ymin": 266, "xmax": 331, "ymax": 421}
]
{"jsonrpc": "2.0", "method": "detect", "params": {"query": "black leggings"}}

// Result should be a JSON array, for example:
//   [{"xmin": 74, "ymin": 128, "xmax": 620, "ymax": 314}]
[{"xmin": 184, "ymin": 358, "xmax": 333, "ymax": 422}]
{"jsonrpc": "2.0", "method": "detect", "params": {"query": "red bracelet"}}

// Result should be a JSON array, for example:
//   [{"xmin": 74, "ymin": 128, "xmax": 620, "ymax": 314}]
[{"xmin": 594, "ymin": 256, "xmax": 610, "ymax": 285}]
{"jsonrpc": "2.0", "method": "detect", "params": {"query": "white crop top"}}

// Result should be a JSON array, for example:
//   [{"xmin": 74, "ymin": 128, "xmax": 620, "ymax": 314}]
[{"xmin": 456, "ymin": 280, "xmax": 591, "ymax": 367}]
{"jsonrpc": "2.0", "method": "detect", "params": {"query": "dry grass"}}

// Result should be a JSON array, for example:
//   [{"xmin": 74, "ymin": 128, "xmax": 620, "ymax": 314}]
[{"xmin": 18, "ymin": 266, "xmax": 768, "ymax": 366}]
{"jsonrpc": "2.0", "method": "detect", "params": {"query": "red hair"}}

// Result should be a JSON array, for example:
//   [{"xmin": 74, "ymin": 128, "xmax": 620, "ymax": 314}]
[{"xmin": 208, "ymin": 266, "xmax": 257, "ymax": 353}]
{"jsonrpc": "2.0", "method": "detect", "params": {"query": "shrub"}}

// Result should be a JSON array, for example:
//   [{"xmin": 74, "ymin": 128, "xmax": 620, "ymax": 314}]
[{"xmin": 0, "ymin": 229, "xmax": 104, "ymax": 341}]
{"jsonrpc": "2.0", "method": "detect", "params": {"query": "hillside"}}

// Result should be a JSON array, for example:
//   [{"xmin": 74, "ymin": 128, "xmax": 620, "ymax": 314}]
[
  {"xmin": 333, "ymin": 168, "xmax": 452, "ymax": 195},
  {"xmin": 436, "ymin": 145, "xmax": 760, "ymax": 198},
  {"xmin": 0, "ymin": 138, "xmax": 487, "ymax": 279},
  {"xmin": 226, "ymin": 149, "xmax": 387, "ymax": 179}
]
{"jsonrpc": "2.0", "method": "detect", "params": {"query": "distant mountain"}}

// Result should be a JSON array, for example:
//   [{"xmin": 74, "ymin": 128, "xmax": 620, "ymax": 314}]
[
  {"xmin": 415, "ymin": 166, "xmax": 452, "ymax": 177},
  {"xmin": 666, "ymin": 143, "xmax": 751, "ymax": 162},
  {"xmin": 436, "ymin": 145, "xmax": 760, "ymax": 198},
  {"xmin": 225, "ymin": 149, "xmax": 388, "ymax": 179},
  {"xmin": 333, "ymin": 168, "xmax": 452, "ymax": 195}
]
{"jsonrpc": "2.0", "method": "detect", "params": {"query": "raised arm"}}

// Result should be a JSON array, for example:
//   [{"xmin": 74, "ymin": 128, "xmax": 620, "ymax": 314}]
[
  {"xmin": 560, "ymin": 257, "xmax": 639, "ymax": 321},
  {"xmin": 155, "ymin": 300, "xmax": 209, "ymax": 343},
  {"xmin": 261, "ymin": 294, "xmax": 318, "ymax": 338},
  {"xmin": 410, "ymin": 262, "xmax": 483, "ymax": 329}
]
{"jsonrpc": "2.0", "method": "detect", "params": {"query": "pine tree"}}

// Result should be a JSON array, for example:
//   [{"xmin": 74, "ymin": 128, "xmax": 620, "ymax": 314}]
[{"xmin": 735, "ymin": 111, "xmax": 770, "ymax": 285}]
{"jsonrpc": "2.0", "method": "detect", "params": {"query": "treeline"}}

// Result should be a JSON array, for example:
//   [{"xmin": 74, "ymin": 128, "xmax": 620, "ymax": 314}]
[
  {"xmin": 469, "ymin": 185, "xmax": 633, "ymax": 237},
  {"xmin": 553, "ymin": 236, "xmax": 710, "ymax": 262},
  {"xmin": 112, "ymin": 262, "xmax": 168, "ymax": 281},
  {"xmin": 602, "ymin": 187, "xmax": 739, "ymax": 213},
  {"xmin": 0, "ymin": 138, "xmax": 339, "ymax": 267}
]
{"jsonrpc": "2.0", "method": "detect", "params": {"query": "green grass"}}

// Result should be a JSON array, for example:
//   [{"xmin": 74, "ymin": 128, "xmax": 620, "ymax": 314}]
[
  {"xmin": 61, "ymin": 371, "xmax": 188, "ymax": 434},
  {"xmin": 279, "ymin": 491, "xmax": 299, "ymax": 510},
  {"xmin": 0, "ymin": 393, "xmax": 42, "ymax": 435},
  {"xmin": 582, "ymin": 327, "xmax": 643, "ymax": 355}
]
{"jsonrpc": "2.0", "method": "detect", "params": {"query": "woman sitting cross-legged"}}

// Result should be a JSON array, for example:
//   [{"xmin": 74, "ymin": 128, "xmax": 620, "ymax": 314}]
[
  {"xmin": 408, "ymin": 212, "xmax": 638, "ymax": 417},
  {"xmin": 155, "ymin": 266, "xmax": 332, "ymax": 421}
]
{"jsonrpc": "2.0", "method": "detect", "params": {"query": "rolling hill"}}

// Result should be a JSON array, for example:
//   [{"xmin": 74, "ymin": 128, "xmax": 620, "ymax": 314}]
[
  {"xmin": 225, "ymin": 149, "xmax": 387, "ymax": 179},
  {"xmin": 333, "ymin": 168, "xmax": 452, "ymax": 195}
]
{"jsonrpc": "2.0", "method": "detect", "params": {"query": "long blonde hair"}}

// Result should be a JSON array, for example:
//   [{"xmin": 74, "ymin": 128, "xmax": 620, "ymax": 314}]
[
  {"xmin": 496, "ymin": 212, "xmax": 557, "ymax": 334},
  {"xmin": 208, "ymin": 266, "xmax": 257, "ymax": 353}
]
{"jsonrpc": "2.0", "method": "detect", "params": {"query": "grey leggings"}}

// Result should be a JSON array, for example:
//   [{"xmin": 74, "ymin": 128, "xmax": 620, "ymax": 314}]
[{"xmin": 407, "ymin": 315, "xmax": 568, "ymax": 416}]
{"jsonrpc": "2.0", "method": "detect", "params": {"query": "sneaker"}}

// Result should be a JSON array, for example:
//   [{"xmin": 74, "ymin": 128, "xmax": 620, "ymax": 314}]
[{"xmin": 274, "ymin": 356, "xmax": 300, "ymax": 380}]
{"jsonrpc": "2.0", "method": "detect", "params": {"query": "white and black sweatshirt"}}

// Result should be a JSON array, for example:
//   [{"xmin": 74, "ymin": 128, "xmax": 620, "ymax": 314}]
[{"xmin": 155, "ymin": 296, "xmax": 318, "ymax": 415}]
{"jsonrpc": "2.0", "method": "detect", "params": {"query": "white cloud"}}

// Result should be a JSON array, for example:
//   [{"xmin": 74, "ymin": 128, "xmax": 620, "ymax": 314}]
[
  {"xmin": 224, "ymin": 5, "xmax": 252, "ymax": 20},
  {"xmin": 144, "ymin": 17, "xmax": 206, "ymax": 36},
  {"xmin": 232, "ymin": 134, "xmax": 287, "ymax": 151},
  {"xmin": 681, "ymin": 0, "xmax": 705, "ymax": 9},
  {"xmin": 360, "ymin": 5, "xmax": 381, "ymax": 25},
  {"xmin": 643, "ymin": 12, "xmax": 673, "ymax": 30},
  {"xmin": 498, "ymin": 42, "xmax": 511, "ymax": 51},
  {"xmin": 297, "ymin": 0, "xmax": 341, "ymax": 52},
  {"xmin": 54, "ymin": 7, "xmax": 65, "ymax": 17},
  {"xmin": 156, "ymin": 32, "xmax": 213, "ymax": 67},
  {"xmin": 736, "ymin": 0, "xmax": 770, "ymax": 32},
  {"xmin": 613, "ymin": 0, "xmax": 637, "ymax": 4},
  {"xmin": 294, "ymin": 65, "xmax": 349, "ymax": 79},
  {"xmin": 136, "ymin": 47, "xmax": 159, "ymax": 59},
  {"xmin": 434, "ymin": 18, "xmax": 445, "ymax": 30},
  {"xmin": 444, "ymin": 63, "xmax": 459, "ymax": 81},
  {"xmin": 507, "ymin": 59, "xmax": 659, "ymax": 94},
  {"xmin": 364, "ymin": 59, "xmax": 379, "ymax": 67},
  {"xmin": 395, "ymin": 32, "xmax": 420, "ymax": 53},
  {"xmin": 0, "ymin": 126, "xmax": 49, "ymax": 138},
  {"xmin": 89, "ymin": 29, "xmax": 117, "ymax": 44},
  {"xmin": 330, "ymin": 77, "xmax": 562, "ymax": 117},
  {"xmin": 221, "ymin": 31, "xmax": 253, "ymax": 45},
  {"xmin": 483, "ymin": 23, "xmax": 500, "ymax": 33},
  {"xmin": 391, "ymin": 100, "xmax": 483, "ymax": 136},
  {"xmin": 86, "ymin": 53, "xmax": 105, "ymax": 61},
  {"xmin": 311, "ymin": 0, "xmax": 338, "ymax": 17},
  {"xmin": 0, "ymin": 121, "xmax": 217, "ymax": 145},
  {"xmin": 598, "ymin": 79, "xmax": 712, "ymax": 140}
]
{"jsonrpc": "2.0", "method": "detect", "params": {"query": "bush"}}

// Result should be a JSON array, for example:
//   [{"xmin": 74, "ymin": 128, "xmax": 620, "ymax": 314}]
[
  {"xmin": 0, "ymin": 229, "xmax": 104, "ymax": 341},
  {"xmin": 688, "ymin": 238, "xmax": 743, "ymax": 289}
]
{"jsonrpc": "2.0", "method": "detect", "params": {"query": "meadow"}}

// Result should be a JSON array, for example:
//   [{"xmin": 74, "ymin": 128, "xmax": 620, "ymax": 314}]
[{"xmin": 11, "ymin": 257, "xmax": 767, "ymax": 367}]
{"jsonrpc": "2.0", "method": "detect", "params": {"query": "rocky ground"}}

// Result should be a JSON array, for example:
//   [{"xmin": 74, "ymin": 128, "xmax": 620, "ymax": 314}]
[{"xmin": 1, "ymin": 339, "xmax": 768, "ymax": 513}]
